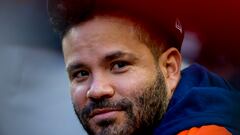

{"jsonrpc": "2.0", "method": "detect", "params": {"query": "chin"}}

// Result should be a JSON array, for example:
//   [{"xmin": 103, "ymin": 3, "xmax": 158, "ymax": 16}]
[{"xmin": 87, "ymin": 115, "xmax": 136, "ymax": 135}]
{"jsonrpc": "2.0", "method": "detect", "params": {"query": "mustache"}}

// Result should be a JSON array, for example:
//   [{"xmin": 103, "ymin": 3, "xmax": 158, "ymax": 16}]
[{"xmin": 80, "ymin": 98, "xmax": 133, "ymax": 119}]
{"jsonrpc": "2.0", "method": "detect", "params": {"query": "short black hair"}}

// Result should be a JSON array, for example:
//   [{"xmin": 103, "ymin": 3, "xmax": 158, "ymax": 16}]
[{"xmin": 47, "ymin": 0, "xmax": 184, "ymax": 51}]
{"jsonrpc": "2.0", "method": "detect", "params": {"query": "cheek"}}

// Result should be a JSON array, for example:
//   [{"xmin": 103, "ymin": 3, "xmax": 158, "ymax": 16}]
[
  {"xmin": 113, "ymin": 70, "xmax": 155, "ymax": 97},
  {"xmin": 70, "ymin": 84, "xmax": 88, "ymax": 109}
]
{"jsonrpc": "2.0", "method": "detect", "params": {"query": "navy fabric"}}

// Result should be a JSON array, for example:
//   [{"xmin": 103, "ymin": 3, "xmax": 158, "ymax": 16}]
[{"xmin": 154, "ymin": 64, "xmax": 240, "ymax": 135}]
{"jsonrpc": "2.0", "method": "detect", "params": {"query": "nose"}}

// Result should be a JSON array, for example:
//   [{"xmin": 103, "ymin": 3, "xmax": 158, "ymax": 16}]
[{"xmin": 87, "ymin": 76, "xmax": 115, "ymax": 100}]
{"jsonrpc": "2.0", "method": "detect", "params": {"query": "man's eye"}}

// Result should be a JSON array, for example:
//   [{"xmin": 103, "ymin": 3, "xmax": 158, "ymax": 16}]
[
  {"xmin": 72, "ymin": 70, "xmax": 89, "ymax": 81},
  {"xmin": 111, "ymin": 61, "xmax": 130, "ymax": 72}
]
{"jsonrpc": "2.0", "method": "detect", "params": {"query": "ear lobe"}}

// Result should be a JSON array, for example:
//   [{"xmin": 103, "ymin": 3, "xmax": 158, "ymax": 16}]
[{"xmin": 158, "ymin": 48, "xmax": 182, "ymax": 98}]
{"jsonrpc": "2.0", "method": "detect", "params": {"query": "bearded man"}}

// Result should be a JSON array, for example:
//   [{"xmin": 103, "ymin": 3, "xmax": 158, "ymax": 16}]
[{"xmin": 47, "ymin": 0, "xmax": 240, "ymax": 134}]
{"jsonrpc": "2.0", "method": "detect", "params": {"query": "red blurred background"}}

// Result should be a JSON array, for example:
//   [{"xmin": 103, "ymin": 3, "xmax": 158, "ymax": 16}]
[{"xmin": 173, "ymin": 0, "xmax": 240, "ymax": 88}]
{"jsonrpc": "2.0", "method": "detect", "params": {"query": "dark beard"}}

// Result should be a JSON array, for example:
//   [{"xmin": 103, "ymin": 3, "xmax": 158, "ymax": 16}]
[{"xmin": 73, "ymin": 71, "xmax": 168, "ymax": 135}]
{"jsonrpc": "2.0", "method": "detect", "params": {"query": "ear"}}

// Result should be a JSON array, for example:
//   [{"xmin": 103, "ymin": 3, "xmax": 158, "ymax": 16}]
[{"xmin": 158, "ymin": 47, "xmax": 182, "ymax": 98}]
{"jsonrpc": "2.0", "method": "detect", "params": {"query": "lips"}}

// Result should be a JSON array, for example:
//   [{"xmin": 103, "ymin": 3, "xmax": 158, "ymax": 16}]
[{"xmin": 89, "ymin": 107, "xmax": 122, "ymax": 118}]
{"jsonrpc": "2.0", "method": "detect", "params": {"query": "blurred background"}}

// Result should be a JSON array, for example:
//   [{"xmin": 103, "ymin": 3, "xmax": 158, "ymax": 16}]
[{"xmin": 0, "ymin": 0, "xmax": 239, "ymax": 135}]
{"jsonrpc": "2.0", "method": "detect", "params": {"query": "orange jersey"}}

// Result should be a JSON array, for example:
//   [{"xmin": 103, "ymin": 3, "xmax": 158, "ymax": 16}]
[{"xmin": 178, "ymin": 125, "xmax": 231, "ymax": 135}]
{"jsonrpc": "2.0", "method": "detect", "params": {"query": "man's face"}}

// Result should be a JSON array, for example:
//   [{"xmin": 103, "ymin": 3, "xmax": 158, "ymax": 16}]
[{"xmin": 62, "ymin": 16, "xmax": 169, "ymax": 135}]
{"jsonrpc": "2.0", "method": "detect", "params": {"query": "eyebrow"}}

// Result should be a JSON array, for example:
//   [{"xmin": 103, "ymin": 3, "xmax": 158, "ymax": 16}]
[
  {"xmin": 66, "ymin": 51, "xmax": 138, "ymax": 73},
  {"xmin": 66, "ymin": 63, "xmax": 86, "ymax": 73},
  {"xmin": 104, "ymin": 51, "xmax": 137, "ymax": 62}
]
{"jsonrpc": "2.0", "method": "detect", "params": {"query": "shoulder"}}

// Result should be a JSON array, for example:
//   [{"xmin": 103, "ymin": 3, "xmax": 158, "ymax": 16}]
[{"xmin": 177, "ymin": 125, "xmax": 231, "ymax": 135}]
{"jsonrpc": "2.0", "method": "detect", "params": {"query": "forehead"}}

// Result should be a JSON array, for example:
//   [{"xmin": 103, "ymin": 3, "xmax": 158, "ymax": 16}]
[
  {"xmin": 64, "ymin": 16, "xmax": 137, "ymax": 45},
  {"xmin": 63, "ymin": 16, "xmax": 152, "ymax": 64}
]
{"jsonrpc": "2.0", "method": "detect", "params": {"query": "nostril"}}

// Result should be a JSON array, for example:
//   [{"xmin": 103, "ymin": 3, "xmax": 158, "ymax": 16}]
[{"xmin": 88, "ymin": 95, "xmax": 114, "ymax": 103}]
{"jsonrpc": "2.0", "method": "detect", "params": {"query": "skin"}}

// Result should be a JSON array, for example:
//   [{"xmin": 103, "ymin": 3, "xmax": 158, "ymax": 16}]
[{"xmin": 62, "ymin": 16, "xmax": 182, "ymax": 135}]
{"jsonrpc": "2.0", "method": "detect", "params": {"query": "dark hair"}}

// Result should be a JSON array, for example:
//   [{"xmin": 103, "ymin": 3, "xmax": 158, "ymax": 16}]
[{"xmin": 47, "ymin": 0, "xmax": 184, "ymax": 52}]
